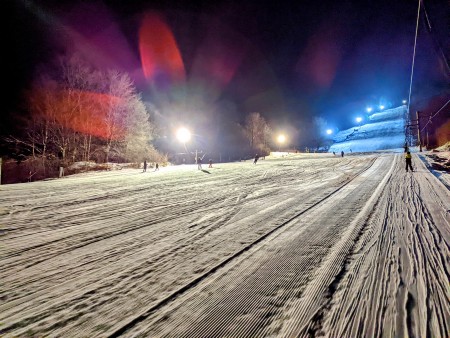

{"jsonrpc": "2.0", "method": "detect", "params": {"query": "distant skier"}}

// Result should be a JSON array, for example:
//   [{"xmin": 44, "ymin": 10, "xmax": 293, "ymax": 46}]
[
  {"xmin": 208, "ymin": 159, "xmax": 213, "ymax": 168},
  {"xmin": 253, "ymin": 154, "xmax": 260, "ymax": 164},
  {"xmin": 333, "ymin": 151, "xmax": 335, "ymax": 156},
  {"xmin": 405, "ymin": 151, "xmax": 413, "ymax": 172},
  {"xmin": 341, "ymin": 151, "xmax": 344, "ymax": 157},
  {"xmin": 154, "ymin": 163, "xmax": 159, "ymax": 171},
  {"xmin": 197, "ymin": 156, "xmax": 203, "ymax": 170},
  {"xmin": 143, "ymin": 160, "xmax": 147, "ymax": 172}
]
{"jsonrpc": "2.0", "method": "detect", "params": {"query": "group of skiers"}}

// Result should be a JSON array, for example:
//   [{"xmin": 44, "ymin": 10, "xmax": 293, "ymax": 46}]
[
  {"xmin": 142, "ymin": 147, "xmax": 416, "ymax": 173},
  {"xmin": 142, "ymin": 160, "xmax": 159, "ymax": 172},
  {"xmin": 195, "ymin": 156, "xmax": 213, "ymax": 170},
  {"xmin": 332, "ymin": 151, "xmax": 345, "ymax": 157}
]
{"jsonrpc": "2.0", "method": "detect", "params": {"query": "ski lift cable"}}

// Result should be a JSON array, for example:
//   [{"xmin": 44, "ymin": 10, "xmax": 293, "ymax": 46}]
[
  {"xmin": 422, "ymin": 1, "xmax": 450, "ymax": 75},
  {"xmin": 420, "ymin": 99, "xmax": 450, "ymax": 132},
  {"xmin": 406, "ymin": 0, "xmax": 422, "ymax": 119}
]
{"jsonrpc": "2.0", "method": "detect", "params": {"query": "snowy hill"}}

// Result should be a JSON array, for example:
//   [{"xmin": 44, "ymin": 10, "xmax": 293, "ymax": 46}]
[
  {"xmin": 1, "ymin": 153, "xmax": 449, "ymax": 337},
  {"xmin": 329, "ymin": 106, "xmax": 406, "ymax": 153}
]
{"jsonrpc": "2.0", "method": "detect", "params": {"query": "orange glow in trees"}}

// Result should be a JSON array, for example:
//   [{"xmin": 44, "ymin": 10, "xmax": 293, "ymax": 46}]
[{"xmin": 31, "ymin": 86, "xmax": 126, "ymax": 140}]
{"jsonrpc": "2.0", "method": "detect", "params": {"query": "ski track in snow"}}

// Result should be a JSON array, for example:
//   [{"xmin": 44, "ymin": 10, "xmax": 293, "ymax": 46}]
[{"xmin": 0, "ymin": 153, "xmax": 449, "ymax": 337}]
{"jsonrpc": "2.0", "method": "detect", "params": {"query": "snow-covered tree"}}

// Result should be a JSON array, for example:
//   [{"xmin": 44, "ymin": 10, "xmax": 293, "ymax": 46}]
[{"xmin": 18, "ymin": 53, "xmax": 159, "ymax": 168}]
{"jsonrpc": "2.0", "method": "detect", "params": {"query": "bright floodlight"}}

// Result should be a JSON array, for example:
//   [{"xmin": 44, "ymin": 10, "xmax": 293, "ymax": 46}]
[
  {"xmin": 366, "ymin": 107, "xmax": 372, "ymax": 113},
  {"xmin": 356, "ymin": 117, "xmax": 362, "ymax": 123},
  {"xmin": 277, "ymin": 134, "xmax": 286, "ymax": 143},
  {"xmin": 326, "ymin": 129, "xmax": 333, "ymax": 135},
  {"xmin": 176, "ymin": 127, "xmax": 191, "ymax": 143},
  {"xmin": 379, "ymin": 105, "xmax": 385, "ymax": 110},
  {"xmin": 402, "ymin": 99, "xmax": 407, "ymax": 104}
]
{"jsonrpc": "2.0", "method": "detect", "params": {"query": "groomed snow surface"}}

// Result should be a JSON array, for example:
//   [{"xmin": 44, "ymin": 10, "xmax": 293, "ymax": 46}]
[{"xmin": 1, "ymin": 152, "xmax": 449, "ymax": 337}]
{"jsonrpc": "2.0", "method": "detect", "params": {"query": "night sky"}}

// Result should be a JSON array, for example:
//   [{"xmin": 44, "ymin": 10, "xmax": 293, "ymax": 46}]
[{"xmin": 4, "ymin": 0, "xmax": 449, "ymax": 146}]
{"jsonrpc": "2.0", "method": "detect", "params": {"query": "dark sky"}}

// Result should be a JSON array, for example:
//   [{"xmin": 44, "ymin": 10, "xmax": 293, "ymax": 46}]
[{"xmin": 4, "ymin": 0, "xmax": 449, "ymax": 144}]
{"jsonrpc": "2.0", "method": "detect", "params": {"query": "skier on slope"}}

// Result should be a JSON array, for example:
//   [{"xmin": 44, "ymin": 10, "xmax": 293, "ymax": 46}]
[
  {"xmin": 405, "ymin": 151, "xmax": 413, "ymax": 172},
  {"xmin": 143, "ymin": 160, "xmax": 147, "ymax": 172}
]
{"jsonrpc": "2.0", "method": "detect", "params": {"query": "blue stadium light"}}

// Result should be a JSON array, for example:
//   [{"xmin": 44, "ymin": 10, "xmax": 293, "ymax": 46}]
[
  {"xmin": 379, "ymin": 105, "xmax": 385, "ymax": 110},
  {"xmin": 402, "ymin": 99, "xmax": 407, "ymax": 104},
  {"xmin": 326, "ymin": 129, "xmax": 333, "ymax": 135},
  {"xmin": 356, "ymin": 117, "xmax": 363, "ymax": 123},
  {"xmin": 366, "ymin": 107, "xmax": 373, "ymax": 113}
]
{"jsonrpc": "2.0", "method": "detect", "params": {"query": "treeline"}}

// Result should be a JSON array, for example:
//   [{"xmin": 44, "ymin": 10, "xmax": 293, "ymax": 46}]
[
  {"xmin": 4, "ymin": 55, "xmax": 165, "ymax": 182},
  {"xmin": 2, "ymin": 53, "xmax": 283, "ymax": 183}
]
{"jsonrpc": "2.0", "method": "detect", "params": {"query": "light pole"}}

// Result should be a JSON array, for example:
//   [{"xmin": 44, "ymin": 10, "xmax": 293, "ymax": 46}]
[
  {"xmin": 176, "ymin": 127, "xmax": 192, "ymax": 163},
  {"xmin": 277, "ymin": 134, "xmax": 286, "ymax": 151}
]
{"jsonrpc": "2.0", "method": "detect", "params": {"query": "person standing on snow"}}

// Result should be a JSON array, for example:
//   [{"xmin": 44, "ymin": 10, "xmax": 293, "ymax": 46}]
[
  {"xmin": 253, "ymin": 154, "xmax": 260, "ymax": 164},
  {"xmin": 197, "ymin": 156, "xmax": 203, "ymax": 170},
  {"xmin": 208, "ymin": 159, "xmax": 213, "ymax": 168},
  {"xmin": 341, "ymin": 151, "xmax": 344, "ymax": 157},
  {"xmin": 405, "ymin": 151, "xmax": 413, "ymax": 172},
  {"xmin": 143, "ymin": 160, "xmax": 147, "ymax": 172},
  {"xmin": 154, "ymin": 163, "xmax": 159, "ymax": 171}
]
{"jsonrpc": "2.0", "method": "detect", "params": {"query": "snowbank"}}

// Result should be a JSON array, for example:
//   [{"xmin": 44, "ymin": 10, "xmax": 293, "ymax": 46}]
[{"xmin": 418, "ymin": 150, "xmax": 450, "ymax": 189}]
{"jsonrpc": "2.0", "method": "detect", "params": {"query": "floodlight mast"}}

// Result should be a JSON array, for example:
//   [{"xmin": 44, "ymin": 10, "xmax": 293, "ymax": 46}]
[
  {"xmin": 277, "ymin": 134, "xmax": 286, "ymax": 151},
  {"xmin": 176, "ymin": 127, "xmax": 194, "ymax": 163}
]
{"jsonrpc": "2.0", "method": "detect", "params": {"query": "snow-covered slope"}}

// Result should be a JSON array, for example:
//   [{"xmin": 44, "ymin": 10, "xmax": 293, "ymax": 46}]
[
  {"xmin": 1, "ymin": 153, "xmax": 449, "ymax": 337},
  {"xmin": 329, "ymin": 106, "xmax": 406, "ymax": 153}
]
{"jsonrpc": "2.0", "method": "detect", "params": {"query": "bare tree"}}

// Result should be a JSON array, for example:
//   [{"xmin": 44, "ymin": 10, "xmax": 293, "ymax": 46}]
[
  {"xmin": 13, "ymin": 52, "xmax": 159, "ymax": 181},
  {"xmin": 60, "ymin": 55, "xmax": 101, "ymax": 162},
  {"xmin": 102, "ymin": 70, "xmax": 132, "ymax": 162},
  {"xmin": 312, "ymin": 117, "xmax": 332, "ymax": 151},
  {"xmin": 244, "ymin": 112, "xmax": 270, "ymax": 152}
]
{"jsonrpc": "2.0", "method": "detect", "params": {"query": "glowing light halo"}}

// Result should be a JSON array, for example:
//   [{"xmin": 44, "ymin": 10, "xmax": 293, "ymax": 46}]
[
  {"xmin": 356, "ymin": 117, "xmax": 362, "ymax": 123},
  {"xmin": 326, "ymin": 129, "xmax": 333, "ymax": 135},
  {"xmin": 176, "ymin": 127, "xmax": 191, "ymax": 143},
  {"xmin": 277, "ymin": 134, "xmax": 286, "ymax": 143}
]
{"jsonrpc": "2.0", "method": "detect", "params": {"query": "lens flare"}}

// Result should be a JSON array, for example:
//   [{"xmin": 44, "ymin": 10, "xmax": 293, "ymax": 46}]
[
  {"xmin": 295, "ymin": 22, "xmax": 343, "ymax": 89},
  {"xmin": 139, "ymin": 12, "xmax": 186, "ymax": 87}
]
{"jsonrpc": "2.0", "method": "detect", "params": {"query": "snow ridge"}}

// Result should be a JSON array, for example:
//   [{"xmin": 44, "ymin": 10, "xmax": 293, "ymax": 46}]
[{"xmin": 329, "ymin": 106, "xmax": 406, "ymax": 153}]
